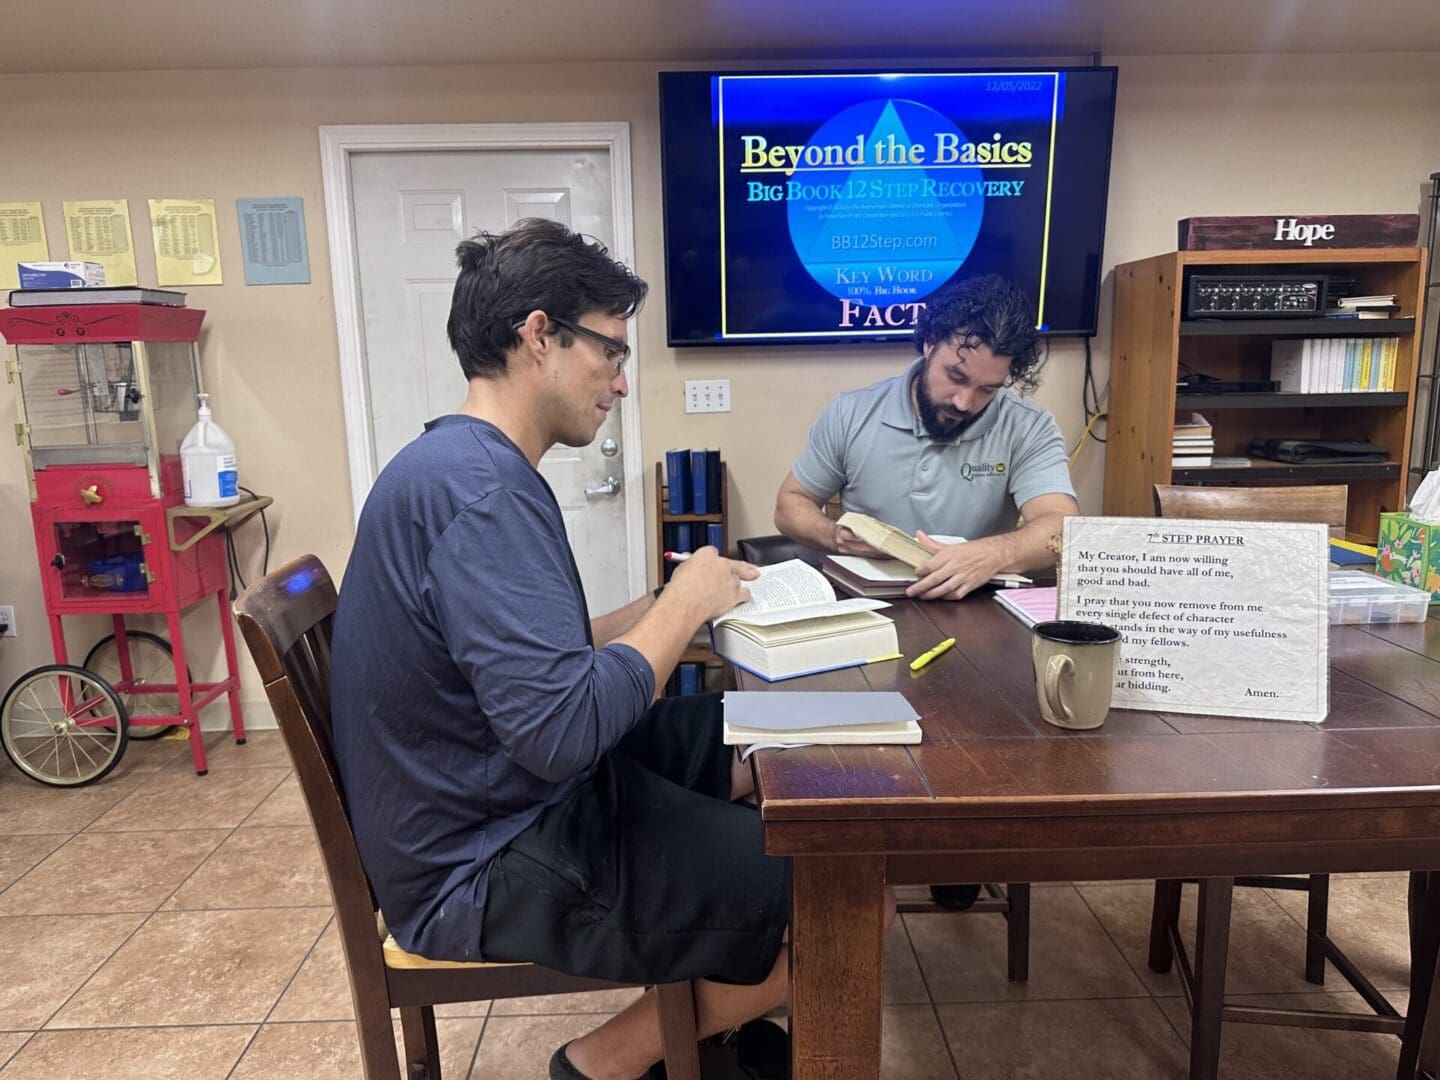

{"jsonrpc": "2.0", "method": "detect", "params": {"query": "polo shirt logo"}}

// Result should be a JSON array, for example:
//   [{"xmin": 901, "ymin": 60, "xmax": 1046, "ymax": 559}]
[{"xmin": 961, "ymin": 461, "xmax": 1005, "ymax": 481}]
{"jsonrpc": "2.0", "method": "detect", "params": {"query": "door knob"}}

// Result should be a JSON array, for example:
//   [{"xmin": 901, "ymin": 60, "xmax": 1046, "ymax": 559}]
[
  {"xmin": 585, "ymin": 476, "xmax": 622, "ymax": 497},
  {"xmin": 79, "ymin": 484, "xmax": 103, "ymax": 506},
  {"xmin": 599, "ymin": 437, "xmax": 619, "ymax": 458}
]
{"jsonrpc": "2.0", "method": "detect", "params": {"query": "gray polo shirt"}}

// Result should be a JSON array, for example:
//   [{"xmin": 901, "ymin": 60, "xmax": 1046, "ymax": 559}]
[{"xmin": 792, "ymin": 358, "xmax": 1075, "ymax": 540}]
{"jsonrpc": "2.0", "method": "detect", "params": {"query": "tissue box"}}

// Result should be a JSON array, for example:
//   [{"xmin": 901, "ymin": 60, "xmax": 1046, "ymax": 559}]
[
  {"xmin": 1378, "ymin": 512, "xmax": 1440, "ymax": 600},
  {"xmin": 17, "ymin": 261, "xmax": 105, "ymax": 288}
]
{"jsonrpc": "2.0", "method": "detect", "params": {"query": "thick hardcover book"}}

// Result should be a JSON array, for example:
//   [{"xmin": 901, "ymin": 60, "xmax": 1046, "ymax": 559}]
[
  {"xmin": 706, "ymin": 522, "xmax": 725, "ymax": 550},
  {"xmin": 709, "ymin": 559, "xmax": 896, "ymax": 682},
  {"xmin": 705, "ymin": 449, "xmax": 722, "ymax": 514},
  {"xmin": 834, "ymin": 513, "xmax": 1030, "ymax": 584},
  {"xmin": 665, "ymin": 449, "xmax": 690, "ymax": 515},
  {"xmin": 835, "ymin": 512, "xmax": 934, "ymax": 568},
  {"xmin": 823, "ymin": 552, "xmax": 1029, "ymax": 598},
  {"xmin": 7, "ymin": 286, "xmax": 186, "ymax": 307},
  {"xmin": 690, "ymin": 449, "xmax": 708, "ymax": 515},
  {"xmin": 722, "ymin": 690, "xmax": 921, "ymax": 751}
]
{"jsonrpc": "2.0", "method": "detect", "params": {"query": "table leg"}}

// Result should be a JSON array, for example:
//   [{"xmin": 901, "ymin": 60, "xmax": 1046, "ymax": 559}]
[
  {"xmin": 1190, "ymin": 877, "xmax": 1233, "ymax": 1080},
  {"xmin": 1399, "ymin": 871, "xmax": 1440, "ymax": 1080},
  {"xmin": 791, "ymin": 854, "xmax": 886, "ymax": 1080},
  {"xmin": 1150, "ymin": 879, "xmax": 1183, "ymax": 973}
]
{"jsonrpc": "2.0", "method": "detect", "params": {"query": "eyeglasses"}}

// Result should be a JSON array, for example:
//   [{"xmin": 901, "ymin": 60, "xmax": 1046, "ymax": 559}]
[{"xmin": 512, "ymin": 315, "xmax": 631, "ymax": 374}]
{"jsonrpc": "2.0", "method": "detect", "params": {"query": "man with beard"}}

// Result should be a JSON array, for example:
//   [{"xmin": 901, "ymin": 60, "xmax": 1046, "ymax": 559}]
[
  {"xmin": 774, "ymin": 274, "xmax": 1077, "ymax": 913},
  {"xmin": 773, "ymin": 273, "xmax": 1077, "ymax": 603}
]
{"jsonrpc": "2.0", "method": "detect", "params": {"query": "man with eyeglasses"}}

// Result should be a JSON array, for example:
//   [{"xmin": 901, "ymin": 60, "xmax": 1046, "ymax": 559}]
[
  {"xmin": 331, "ymin": 219, "xmax": 798, "ymax": 1080},
  {"xmin": 773, "ymin": 273, "xmax": 1078, "ymax": 913}
]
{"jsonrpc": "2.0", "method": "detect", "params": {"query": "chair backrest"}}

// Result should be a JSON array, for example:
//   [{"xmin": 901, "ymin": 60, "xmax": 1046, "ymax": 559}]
[
  {"xmin": 233, "ymin": 556, "xmax": 389, "ymax": 977},
  {"xmin": 1153, "ymin": 484, "xmax": 1349, "ymax": 540},
  {"xmin": 736, "ymin": 534, "xmax": 827, "ymax": 568},
  {"xmin": 738, "ymin": 496, "xmax": 842, "ymax": 567}
]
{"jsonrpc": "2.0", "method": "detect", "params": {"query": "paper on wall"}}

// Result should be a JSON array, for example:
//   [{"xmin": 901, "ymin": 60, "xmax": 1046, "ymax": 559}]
[
  {"xmin": 149, "ymin": 198, "xmax": 222, "ymax": 286},
  {"xmin": 0, "ymin": 202, "xmax": 50, "ymax": 289},
  {"xmin": 63, "ymin": 199, "xmax": 138, "ymax": 286}
]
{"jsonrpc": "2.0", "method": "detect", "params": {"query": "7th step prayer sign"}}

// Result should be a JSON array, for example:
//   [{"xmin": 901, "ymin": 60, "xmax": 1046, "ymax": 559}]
[{"xmin": 1058, "ymin": 517, "xmax": 1329, "ymax": 724}]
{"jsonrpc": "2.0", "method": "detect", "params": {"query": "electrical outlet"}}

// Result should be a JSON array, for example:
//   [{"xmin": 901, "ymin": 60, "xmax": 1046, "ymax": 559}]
[
  {"xmin": 0, "ymin": 606, "xmax": 14, "ymax": 638},
  {"xmin": 684, "ymin": 379, "xmax": 731, "ymax": 413}
]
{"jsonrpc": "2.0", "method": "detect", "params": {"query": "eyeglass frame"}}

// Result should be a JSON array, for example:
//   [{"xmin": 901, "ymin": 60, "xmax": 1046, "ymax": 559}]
[{"xmin": 511, "ymin": 313, "xmax": 631, "ymax": 373}]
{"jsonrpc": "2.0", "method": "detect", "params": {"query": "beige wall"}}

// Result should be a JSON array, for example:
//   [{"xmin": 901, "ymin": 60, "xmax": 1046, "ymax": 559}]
[{"xmin": 2, "ymin": 52, "xmax": 1437, "ymax": 714}]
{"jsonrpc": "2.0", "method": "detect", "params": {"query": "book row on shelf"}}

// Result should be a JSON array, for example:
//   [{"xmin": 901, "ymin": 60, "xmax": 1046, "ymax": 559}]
[
  {"xmin": 1270, "ymin": 337, "xmax": 1400, "ymax": 393},
  {"xmin": 664, "ymin": 447, "xmax": 723, "ymax": 515},
  {"xmin": 664, "ymin": 661, "xmax": 713, "ymax": 697},
  {"xmin": 661, "ymin": 521, "xmax": 727, "ymax": 582}
]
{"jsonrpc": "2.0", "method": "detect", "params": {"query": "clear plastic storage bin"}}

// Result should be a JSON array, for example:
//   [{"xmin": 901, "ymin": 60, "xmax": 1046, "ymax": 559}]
[{"xmin": 1328, "ymin": 571, "xmax": 1433, "ymax": 624}]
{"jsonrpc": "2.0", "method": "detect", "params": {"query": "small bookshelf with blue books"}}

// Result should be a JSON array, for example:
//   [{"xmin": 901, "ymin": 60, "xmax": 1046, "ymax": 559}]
[
  {"xmin": 656, "ymin": 453, "xmax": 727, "ymax": 586},
  {"xmin": 656, "ymin": 454, "xmax": 730, "ymax": 695}
]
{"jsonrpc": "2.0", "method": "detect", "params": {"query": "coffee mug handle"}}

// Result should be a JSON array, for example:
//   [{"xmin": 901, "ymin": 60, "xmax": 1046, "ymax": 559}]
[{"xmin": 1044, "ymin": 654, "xmax": 1075, "ymax": 723}]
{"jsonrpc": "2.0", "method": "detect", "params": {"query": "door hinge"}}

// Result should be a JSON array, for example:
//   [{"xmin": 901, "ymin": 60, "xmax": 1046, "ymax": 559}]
[
  {"xmin": 140, "ymin": 562, "xmax": 156, "ymax": 584},
  {"xmin": 14, "ymin": 421, "xmax": 28, "ymax": 446},
  {"xmin": 135, "ymin": 526, "xmax": 152, "ymax": 547},
  {"xmin": 4, "ymin": 357, "xmax": 18, "ymax": 384}
]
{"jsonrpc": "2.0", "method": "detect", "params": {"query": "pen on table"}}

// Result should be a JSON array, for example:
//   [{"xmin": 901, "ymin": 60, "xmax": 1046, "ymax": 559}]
[
  {"xmin": 909, "ymin": 637, "xmax": 955, "ymax": 673},
  {"xmin": 663, "ymin": 551, "xmax": 691, "ymax": 562}
]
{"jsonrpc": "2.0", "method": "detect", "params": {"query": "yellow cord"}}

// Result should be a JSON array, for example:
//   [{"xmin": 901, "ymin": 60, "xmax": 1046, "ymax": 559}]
[{"xmin": 1067, "ymin": 411, "xmax": 1107, "ymax": 471}]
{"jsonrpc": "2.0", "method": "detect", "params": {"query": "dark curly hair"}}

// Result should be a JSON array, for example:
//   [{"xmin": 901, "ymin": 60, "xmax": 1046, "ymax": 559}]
[
  {"xmin": 912, "ymin": 274, "xmax": 1042, "ymax": 393},
  {"xmin": 447, "ymin": 219, "xmax": 647, "ymax": 380}
]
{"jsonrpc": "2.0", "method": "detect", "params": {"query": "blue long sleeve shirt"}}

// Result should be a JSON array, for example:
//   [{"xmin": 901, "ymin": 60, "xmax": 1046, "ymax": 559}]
[{"xmin": 331, "ymin": 415, "xmax": 655, "ymax": 961}]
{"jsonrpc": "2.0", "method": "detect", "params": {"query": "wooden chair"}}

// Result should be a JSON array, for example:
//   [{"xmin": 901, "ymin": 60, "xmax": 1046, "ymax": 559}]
[
  {"xmin": 1146, "ymin": 484, "xmax": 1410, "ymax": 1069},
  {"xmin": 234, "ymin": 555, "xmax": 702, "ymax": 1080},
  {"xmin": 1152, "ymin": 483, "xmax": 1349, "ymax": 540},
  {"xmin": 734, "ymin": 530, "xmax": 1032, "ymax": 982},
  {"xmin": 1150, "ymin": 481, "xmax": 1347, "ymax": 971}
]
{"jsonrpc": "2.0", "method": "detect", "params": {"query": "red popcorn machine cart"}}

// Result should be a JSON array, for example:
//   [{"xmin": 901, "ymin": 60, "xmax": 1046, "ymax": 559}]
[{"xmin": 1, "ymin": 300, "xmax": 268, "ymax": 784}]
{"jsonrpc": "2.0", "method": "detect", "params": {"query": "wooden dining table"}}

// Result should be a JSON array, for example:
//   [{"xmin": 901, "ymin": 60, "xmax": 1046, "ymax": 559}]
[{"xmin": 737, "ymin": 593, "xmax": 1440, "ymax": 1080}]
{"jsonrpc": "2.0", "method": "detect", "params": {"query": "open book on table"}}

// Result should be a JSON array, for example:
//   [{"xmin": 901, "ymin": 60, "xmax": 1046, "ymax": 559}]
[
  {"xmin": 710, "ymin": 559, "xmax": 898, "ymax": 682},
  {"xmin": 723, "ymin": 690, "xmax": 922, "ymax": 756},
  {"xmin": 825, "ymin": 513, "xmax": 1031, "ymax": 597}
]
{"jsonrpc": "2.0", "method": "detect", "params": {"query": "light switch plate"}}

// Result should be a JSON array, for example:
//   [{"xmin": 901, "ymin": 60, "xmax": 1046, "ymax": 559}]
[
  {"xmin": 684, "ymin": 379, "xmax": 731, "ymax": 413},
  {"xmin": 0, "ymin": 605, "xmax": 14, "ymax": 637}
]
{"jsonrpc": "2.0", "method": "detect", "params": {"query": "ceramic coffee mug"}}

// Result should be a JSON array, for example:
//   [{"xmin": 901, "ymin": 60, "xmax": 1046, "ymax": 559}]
[{"xmin": 1031, "ymin": 620, "xmax": 1122, "ymax": 730}]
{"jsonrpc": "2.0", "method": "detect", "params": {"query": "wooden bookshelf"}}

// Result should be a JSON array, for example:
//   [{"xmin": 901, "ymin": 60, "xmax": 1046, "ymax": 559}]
[
  {"xmin": 654, "ymin": 459, "xmax": 730, "ymax": 690},
  {"xmin": 1104, "ymin": 247, "xmax": 1426, "ymax": 542}
]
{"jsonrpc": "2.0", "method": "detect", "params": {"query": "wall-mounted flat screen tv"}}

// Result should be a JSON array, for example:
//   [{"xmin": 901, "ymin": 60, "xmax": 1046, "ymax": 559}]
[{"xmin": 659, "ymin": 67, "xmax": 1118, "ymax": 345}]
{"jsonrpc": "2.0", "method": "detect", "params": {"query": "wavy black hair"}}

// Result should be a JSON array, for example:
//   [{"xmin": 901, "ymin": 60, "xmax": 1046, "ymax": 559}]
[
  {"xmin": 446, "ymin": 219, "xmax": 647, "ymax": 380},
  {"xmin": 912, "ymin": 274, "xmax": 1042, "ymax": 393}
]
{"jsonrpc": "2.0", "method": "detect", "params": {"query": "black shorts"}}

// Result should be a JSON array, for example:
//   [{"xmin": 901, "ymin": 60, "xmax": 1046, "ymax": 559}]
[{"xmin": 478, "ymin": 692, "xmax": 790, "ymax": 986}]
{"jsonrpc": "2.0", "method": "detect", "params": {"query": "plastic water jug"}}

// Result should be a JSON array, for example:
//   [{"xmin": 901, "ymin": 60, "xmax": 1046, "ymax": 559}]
[{"xmin": 180, "ymin": 393, "xmax": 239, "ymax": 508}]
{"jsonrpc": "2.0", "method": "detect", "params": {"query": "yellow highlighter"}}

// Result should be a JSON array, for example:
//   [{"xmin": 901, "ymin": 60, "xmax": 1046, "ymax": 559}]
[{"xmin": 909, "ymin": 638, "xmax": 956, "ymax": 673}]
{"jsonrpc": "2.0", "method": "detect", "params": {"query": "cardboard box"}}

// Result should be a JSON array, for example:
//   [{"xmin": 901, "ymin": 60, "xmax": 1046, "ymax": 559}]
[
  {"xmin": 17, "ymin": 261, "xmax": 105, "ymax": 288},
  {"xmin": 1378, "ymin": 512, "xmax": 1440, "ymax": 601}
]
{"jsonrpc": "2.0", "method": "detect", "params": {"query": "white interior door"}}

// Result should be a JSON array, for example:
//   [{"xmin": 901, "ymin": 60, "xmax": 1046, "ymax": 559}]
[{"xmin": 348, "ymin": 146, "xmax": 638, "ymax": 614}]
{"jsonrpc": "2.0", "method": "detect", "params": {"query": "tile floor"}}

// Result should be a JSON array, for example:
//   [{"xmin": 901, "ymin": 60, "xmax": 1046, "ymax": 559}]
[{"xmin": 0, "ymin": 730, "xmax": 1417, "ymax": 1078}]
